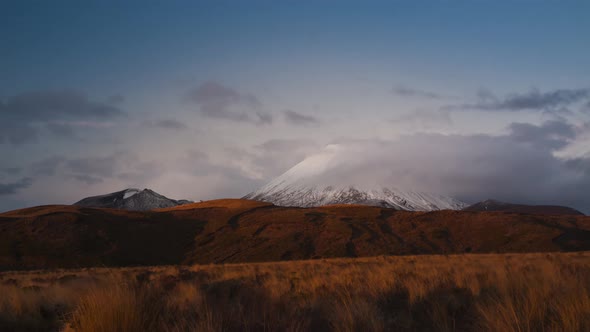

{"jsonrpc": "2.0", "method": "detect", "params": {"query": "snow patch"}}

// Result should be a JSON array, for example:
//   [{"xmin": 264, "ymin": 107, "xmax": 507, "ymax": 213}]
[{"xmin": 123, "ymin": 188, "xmax": 141, "ymax": 199}]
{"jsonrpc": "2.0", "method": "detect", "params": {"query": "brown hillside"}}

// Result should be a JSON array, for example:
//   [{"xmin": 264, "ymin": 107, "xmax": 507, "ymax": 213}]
[
  {"xmin": 463, "ymin": 199, "xmax": 585, "ymax": 215},
  {"xmin": 1, "ymin": 200, "xmax": 590, "ymax": 270}
]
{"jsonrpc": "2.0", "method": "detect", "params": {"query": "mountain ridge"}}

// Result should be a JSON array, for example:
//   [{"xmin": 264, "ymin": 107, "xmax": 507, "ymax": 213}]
[
  {"xmin": 464, "ymin": 199, "xmax": 584, "ymax": 216},
  {"xmin": 74, "ymin": 188, "xmax": 192, "ymax": 211},
  {"xmin": 244, "ymin": 146, "xmax": 467, "ymax": 210}
]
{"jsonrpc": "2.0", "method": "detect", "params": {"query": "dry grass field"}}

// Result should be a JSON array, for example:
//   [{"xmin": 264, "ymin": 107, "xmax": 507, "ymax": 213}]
[{"xmin": 1, "ymin": 251, "xmax": 589, "ymax": 332}]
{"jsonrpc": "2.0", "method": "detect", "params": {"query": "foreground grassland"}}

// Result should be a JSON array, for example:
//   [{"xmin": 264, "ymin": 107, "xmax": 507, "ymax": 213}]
[{"xmin": 1, "ymin": 252, "xmax": 590, "ymax": 332}]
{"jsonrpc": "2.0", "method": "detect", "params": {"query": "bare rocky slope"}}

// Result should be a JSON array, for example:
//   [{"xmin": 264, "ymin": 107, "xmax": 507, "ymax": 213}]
[{"xmin": 73, "ymin": 188, "xmax": 192, "ymax": 211}]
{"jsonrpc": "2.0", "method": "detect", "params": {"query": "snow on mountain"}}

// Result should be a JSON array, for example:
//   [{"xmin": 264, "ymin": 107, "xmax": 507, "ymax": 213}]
[
  {"xmin": 123, "ymin": 188, "xmax": 140, "ymax": 199},
  {"xmin": 244, "ymin": 144, "xmax": 467, "ymax": 211},
  {"xmin": 74, "ymin": 188, "xmax": 192, "ymax": 211}
]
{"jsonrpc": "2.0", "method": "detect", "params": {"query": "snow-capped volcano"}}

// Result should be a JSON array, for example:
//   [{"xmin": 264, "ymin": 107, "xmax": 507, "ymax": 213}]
[
  {"xmin": 74, "ymin": 188, "xmax": 192, "ymax": 211},
  {"xmin": 244, "ymin": 144, "xmax": 467, "ymax": 211}
]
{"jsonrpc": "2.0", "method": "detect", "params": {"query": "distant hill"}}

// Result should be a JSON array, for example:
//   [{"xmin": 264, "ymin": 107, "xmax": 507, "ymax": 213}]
[
  {"xmin": 463, "ymin": 199, "xmax": 584, "ymax": 216},
  {"xmin": 1, "ymin": 199, "xmax": 590, "ymax": 270},
  {"xmin": 73, "ymin": 188, "xmax": 192, "ymax": 211}
]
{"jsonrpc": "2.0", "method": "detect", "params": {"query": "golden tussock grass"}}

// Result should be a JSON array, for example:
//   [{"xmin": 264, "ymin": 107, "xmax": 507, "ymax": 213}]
[{"xmin": 1, "ymin": 252, "xmax": 589, "ymax": 331}]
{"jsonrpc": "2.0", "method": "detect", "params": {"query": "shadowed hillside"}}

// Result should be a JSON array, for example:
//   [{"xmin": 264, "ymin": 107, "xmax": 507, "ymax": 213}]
[
  {"xmin": 1, "ymin": 199, "xmax": 590, "ymax": 270},
  {"xmin": 464, "ymin": 199, "xmax": 584, "ymax": 215}
]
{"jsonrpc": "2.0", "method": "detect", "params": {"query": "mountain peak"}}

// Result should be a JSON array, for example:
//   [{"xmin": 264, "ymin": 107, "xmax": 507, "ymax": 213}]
[
  {"xmin": 244, "ymin": 150, "xmax": 467, "ymax": 211},
  {"xmin": 74, "ymin": 188, "xmax": 192, "ymax": 211}
]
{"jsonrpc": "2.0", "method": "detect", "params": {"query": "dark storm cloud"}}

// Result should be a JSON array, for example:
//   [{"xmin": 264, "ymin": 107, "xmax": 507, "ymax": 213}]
[
  {"xmin": 184, "ymin": 81, "xmax": 272, "ymax": 124},
  {"xmin": 143, "ymin": 118, "xmax": 188, "ymax": 130},
  {"xmin": 283, "ymin": 110, "xmax": 320, "ymax": 126},
  {"xmin": 495, "ymin": 89, "xmax": 589, "ymax": 110},
  {"xmin": 392, "ymin": 85, "xmax": 446, "ymax": 99},
  {"xmin": 450, "ymin": 88, "xmax": 590, "ymax": 112},
  {"xmin": 0, "ymin": 90, "xmax": 125, "ymax": 144},
  {"xmin": 508, "ymin": 120, "xmax": 576, "ymax": 150},
  {"xmin": 0, "ymin": 178, "xmax": 33, "ymax": 196}
]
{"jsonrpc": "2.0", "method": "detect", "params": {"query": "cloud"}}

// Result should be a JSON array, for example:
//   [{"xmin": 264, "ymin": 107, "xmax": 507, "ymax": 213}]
[
  {"xmin": 256, "ymin": 139, "xmax": 318, "ymax": 152},
  {"xmin": 184, "ymin": 81, "xmax": 272, "ymax": 124},
  {"xmin": 66, "ymin": 155, "xmax": 119, "ymax": 179},
  {"xmin": 28, "ymin": 152, "xmax": 163, "ymax": 186},
  {"xmin": 256, "ymin": 112, "xmax": 273, "ymax": 125},
  {"xmin": 283, "ymin": 110, "xmax": 320, "ymax": 126},
  {"xmin": 30, "ymin": 156, "xmax": 65, "ymax": 176},
  {"xmin": 211, "ymin": 139, "xmax": 320, "ymax": 180},
  {"xmin": 143, "ymin": 118, "xmax": 188, "ymax": 130},
  {"xmin": 46, "ymin": 123, "xmax": 77, "ymax": 139},
  {"xmin": 43, "ymin": 121, "xmax": 117, "ymax": 140},
  {"xmin": 392, "ymin": 85, "xmax": 449, "ymax": 99},
  {"xmin": 508, "ymin": 120, "xmax": 576, "ymax": 150},
  {"xmin": 64, "ymin": 152, "xmax": 162, "ymax": 184},
  {"xmin": 391, "ymin": 109, "xmax": 452, "ymax": 128},
  {"xmin": 2, "ymin": 90, "xmax": 124, "ymax": 119},
  {"xmin": 253, "ymin": 139, "xmax": 320, "ymax": 176},
  {"xmin": 1, "ymin": 167, "xmax": 21, "ymax": 175},
  {"xmin": 565, "ymin": 156, "xmax": 590, "ymax": 176},
  {"xmin": 450, "ymin": 88, "xmax": 590, "ymax": 113},
  {"xmin": 0, "ymin": 178, "xmax": 33, "ymax": 196},
  {"xmin": 168, "ymin": 140, "xmax": 320, "ymax": 198},
  {"xmin": 72, "ymin": 174, "xmax": 104, "ymax": 185},
  {"xmin": 284, "ymin": 120, "xmax": 590, "ymax": 212},
  {"xmin": 107, "ymin": 94, "xmax": 125, "ymax": 104},
  {"xmin": 0, "ymin": 90, "xmax": 125, "ymax": 144},
  {"xmin": 170, "ymin": 149, "xmax": 265, "ymax": 198}
]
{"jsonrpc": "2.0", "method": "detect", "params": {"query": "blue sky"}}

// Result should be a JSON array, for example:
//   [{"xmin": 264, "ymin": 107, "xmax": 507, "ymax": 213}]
[
  {"xmin": 1, "ymin": 1, "xmax": 590, "ymax": 212},
  {"xmin": 4, "ymin": 1, "xmax": 589, "ymax": 94}
]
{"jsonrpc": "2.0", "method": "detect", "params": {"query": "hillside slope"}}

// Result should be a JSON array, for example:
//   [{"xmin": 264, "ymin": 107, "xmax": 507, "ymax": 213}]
[
  {"xmin": 1, "ymin": 199, "xmax": 590, "ymax": 270},
  {"xmin": 464, "ymin": 199, "xmax": 584, "ymax": 215}
]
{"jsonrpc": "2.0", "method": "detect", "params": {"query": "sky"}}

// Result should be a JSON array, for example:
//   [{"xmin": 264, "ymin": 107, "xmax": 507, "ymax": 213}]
[{"xmin": 1, "ymin": 1, "xmax": 590, "ymax": 212}]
